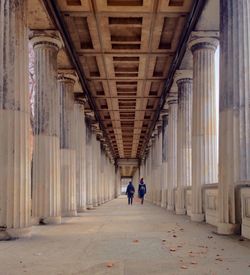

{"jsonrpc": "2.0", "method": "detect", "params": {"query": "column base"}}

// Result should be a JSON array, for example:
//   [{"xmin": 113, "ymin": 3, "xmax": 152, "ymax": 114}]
[
  {"xmin": 77, "ymin": 207, "xmax": 86, "ymax": 213},
  {"xmin": 161, "ymin": 203, "xmax": 166, "ymax": 208},
  {"xmin": 0, "ymin": 227, "xmax": 32, "ymax": 241},
  {"xmin": 62, "ymin": 210, "xmax": 77, "ymax": 217},
  {"xmin": 167, "ymin": 205, "xmax": 175, "ymax": 211},
  {"xmin": 93, "ymin": 202, "xmax": 98, "ymax": 207},
  {"xmin": 217, "ymin": 223, "xmax": 240, "ymax": 235},
  {"xmin": 87, "ymin": 205, "xmax": 94, "ymax": 210},
  {"xmin": 191, "ymin": 213, "xmax": 204, "ymax": 222},
  {"xmin": 42, "ymin": 216, "xmax": 61, "ymax": 225},
  {"xmin": 176, "ymin": 208, "xmax": 186, "ymax": 215}
]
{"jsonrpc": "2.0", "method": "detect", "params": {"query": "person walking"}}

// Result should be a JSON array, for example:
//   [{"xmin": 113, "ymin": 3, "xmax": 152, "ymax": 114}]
[
  {"xmin": 138, "ymin": 178, "xmax": 147, "ymax": 205},
  {"xmin": 126, "ymin": 181, "xmax": 135, "ymax": 205}
]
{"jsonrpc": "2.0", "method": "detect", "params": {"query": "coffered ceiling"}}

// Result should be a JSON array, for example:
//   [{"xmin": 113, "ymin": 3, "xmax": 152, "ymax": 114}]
[
  {"xmin": 57, "ymin": 0, "xmax": 193, "ymax": 159},
  {"xmin": 28, "ymin": 0, "xmax": 196, "ymax": 176}
]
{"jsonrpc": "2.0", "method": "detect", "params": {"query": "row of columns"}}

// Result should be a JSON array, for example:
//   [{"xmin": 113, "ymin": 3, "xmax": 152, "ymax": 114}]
[
  {"xmin": 141, "ymin": 0, "xmax": 250, "ymax": 235},
  {"xmin": 0, "ymin": 0, "xmax": 118, "ymax": 239},
  {"xmin": 142, "ymin": 32, "xmax": 218, "ymax": 219}
]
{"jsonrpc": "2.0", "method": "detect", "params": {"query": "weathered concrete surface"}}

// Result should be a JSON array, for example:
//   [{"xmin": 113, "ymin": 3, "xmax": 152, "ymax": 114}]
[{"xmin": 0, "ymin": 196, "xmax": 250, "ymax": 275}]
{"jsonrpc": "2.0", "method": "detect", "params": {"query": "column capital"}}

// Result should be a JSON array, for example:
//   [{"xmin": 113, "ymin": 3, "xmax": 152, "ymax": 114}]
[
  {"xmin": 188, "ymin": 31, "xmax": 219, "ymax": 53},
  {"xmin": 30, "ymin": 32, "xmax": 63, "ymax": 50},
  {"xmin": 174, "ymin": 70, "xmax": 193, "ymax": 83},
  {"xmin": 58, "ymin": 70, "xmax": 78, "ymax": 84}
]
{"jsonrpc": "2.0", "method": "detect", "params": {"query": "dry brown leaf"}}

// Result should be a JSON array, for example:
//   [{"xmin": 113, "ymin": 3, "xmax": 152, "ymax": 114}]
[
  {"xmin": 173, "ymin": 234, "xmax": 177, "ymax": 238},
  {"xmin": 170, "ymin": 248, "xmax": 176, "ymax": 252},
  {"xmin": 133, "ymin": 240, "xmax": 139, "ymax": 243},
  {"xmin": 215, "ymin": 258, "xmax": 223, "ymax": 262},
  {"xmin": 190, "ymin": 261, "xmax": 197, "ymax": 265},
  {"xmin": 162, "ymin": 240, "xmax": 166, "ymax": 242},
  {"xmin": 106, "ymin": 263, "xmax": 114, "ymax": 268},
  {"xmin": 180, "ymin": 265, "xmax": 188, "ymax": 269}
]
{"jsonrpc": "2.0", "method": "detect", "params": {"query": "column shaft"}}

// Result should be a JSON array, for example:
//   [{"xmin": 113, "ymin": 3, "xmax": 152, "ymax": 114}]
[
  {"xmin": 75, "ymin": 103, "xmax": 86, "ymax": 212},
  {"xmin": 0, "ymin": 0, "xmax": 31, "ymax": 239},
  {"xmin": 161, "ymin": 114, "xmax": 168, "ymax": 208},
  {"xmin": 218, "ymin": 0, "xmax": 250, "ymax": 234},
  {"xmin": 59, "ymin": 76, "xmax": 77, "ymax": 217},
  {"xmin": 86, "ymin": 123, "xmax": 93, "ymax": 208},
  {"xmin": 167, "ymin": 99, "xmax": 178, "ymax": 211},
  {"xmin": 31, "ymin": 34, "xmax": 62, "ymax": 224},
  {"xmin": 189, "ymin": 35, "xmax": 218, "ymax": 221},
  {"xmin": 176, "ymin": 73, "xmax": 193, "ymax": 215}
]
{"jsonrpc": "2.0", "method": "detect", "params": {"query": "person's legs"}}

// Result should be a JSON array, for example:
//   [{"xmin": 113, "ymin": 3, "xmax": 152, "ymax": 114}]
[
  {"xmin": 141, "ymin": 196, "xmax": 144, "ymax": 204},
  {"xmin": 131, "ymin": 196, "xmax": 133, "ymax": 205},
  {"xmin": 128, "ymin": 197, "xmax": 130, "ymax": 205}
]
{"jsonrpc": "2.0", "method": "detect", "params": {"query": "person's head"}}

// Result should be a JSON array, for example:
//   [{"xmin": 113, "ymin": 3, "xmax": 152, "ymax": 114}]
[
  {"xmin": 140, "ymin": 178, "xmax": 143, "ymax": 183},
  {"xmin": 129, "ymin": 181, "xmax": 132, "ymax": 185}
]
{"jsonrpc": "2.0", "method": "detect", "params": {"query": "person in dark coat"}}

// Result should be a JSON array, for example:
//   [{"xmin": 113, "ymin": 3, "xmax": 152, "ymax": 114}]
[
  {"xmin": 126, "ymin": 181, "xmax": 135, "ymax": 205},
  {"xmin": 138, "ymin": 178, "xmax": 147, "ymax": 205}
]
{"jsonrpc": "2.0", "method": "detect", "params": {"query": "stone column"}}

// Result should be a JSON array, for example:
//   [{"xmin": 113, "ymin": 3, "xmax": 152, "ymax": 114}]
[
  {"xmin": 147, "ymin": 145, "xmax": 153, "ymax": 202},
  {"xmin": 96, "ymin": 139, "xmax": 101, "ymax": 204},
  {"xmin": 189, "ymin": 33, "xmax": 219, "ymax": 222},
  {"xmin": 217, "ymin": 0, "xmax": 250, "ymax": 234},
  {"xmin": 151, "ymin": 137, "xmax": 157, "ymax": 204},
  {"xmin": 0, "ymin": 0, "xmax": 31, "ymax": 239},
  {"xmin": 31, "ymin": 34, "xmax": 62, "ymax": 224},
  {"xmin": 161, "ymin": 112, "xmax": 168, "ymax": 208},
  {"xmin": 175, "ymin": 70, "xmax": 193, "ymax": 215},
  {"xmin": 100, "ymin": 146, "xmax": 105, "ymax": 204},
  {"xmin": 59, "ymin": 74, "xmax": 77, "ymax": 217},
  {"xmin": 86, "ymin": 120, "xmax": 93, "ymax": 209},
  {"xmin": 75, "ymin": 101, "xmax": 86, "ymax": 212},
  {"xmin": 167, "ymin": 95, "xmax": 178, "ymax": 211},
  {"xmin": 156, "ymin": 125, "xmax": 163, "ymax": 206},
  {"xmin": 92, "ymin": 132, "xmax": 98, "ymax": 207}
]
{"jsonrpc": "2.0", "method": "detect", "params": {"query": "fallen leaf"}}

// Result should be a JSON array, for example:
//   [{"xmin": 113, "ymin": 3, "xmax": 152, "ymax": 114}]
[
  {"xmin": 170, "ymin": 248, "xmax": 176, "ymax": 252},
  {"xmin": 180, "ymin": 265, "xmax": 188, "ymax": 269},
  {"xmin": 215, "ymin": 258, "xmax": 223, "ymax": 262},
  {"xmin": 133, "ymin": 240, "xmax": 139, "ymax": 243},
  {"xmin": 173, "ymin": 234, "xmax": 177, "ymax": 238},
  {"xmin": 177, "ymin": 245, "xmax": 182, "ymax": 248},
  {"xmin": 162, "ymin": 240, "xmax": 166, "ymax": 242},
  {"xmin": 106, "ymin": 263, "xmax": 114, "ymax": 268},
  {"xmin": 208, "ymin": 236, "xmax": 213, "ymax": 239},
  {"xmin": 190, "ymin": 261, "xmax": 197, "ymax": 265}
]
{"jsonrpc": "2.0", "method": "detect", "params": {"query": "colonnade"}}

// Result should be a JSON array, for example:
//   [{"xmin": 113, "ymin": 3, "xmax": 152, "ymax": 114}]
[
  {"xmin": 141, "ymin": 0, "xmax": 250, "ymax": 237},
  {"xmin": 0, "ymin": 0, "xmax": 119, "ymax": 240}
]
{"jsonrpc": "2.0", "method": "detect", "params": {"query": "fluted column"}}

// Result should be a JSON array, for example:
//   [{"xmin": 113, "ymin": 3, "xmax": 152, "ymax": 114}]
[
  {"xmin": 31, "ymin": 34, "xmax": 62, "ymax": 224},
  {"xmin": 147, "ymin": 145, "xmax": 153, "ymax": 202},
  {"xmin": 167, "ymin": 96, "xmax": 178, "ymax": 211},
  {"xmin": 175, "ymin": 70, "xmax": 193, "ymax": 215},
  {"xmin": 156, "ymin": 125, "xmax": 163, "ymax": 206},
  {"xmin": 75, "ymin": 102, "xmax": 86, "ymax": 212},
  {"xmin": 161, "ymin": 112, "xmax": 168, "ymax": 208},
  {"xmin": 218, "ymin": 0, "xmax": 250, "ymax": 234},
  {"xmin": 0, "ymin": 0, "xmax": 31, "ymax": 239},
  {"xmin": 100, "ymin": 147, "xmax": 105, "ymax": 204},
  {"xmin": 59, "ymin": 74, "xmax": 77, "ymax": 217},
  {"xmin": 86, "ymin": 121, "xmax": 93, "ymax": 209},
  {"xmin": 189, "ymin": 33, "xmax": 218, "ymax": 222},
  {"xmin": 92, "ymin": 132, "xmax": 98, "ymax": 207}
]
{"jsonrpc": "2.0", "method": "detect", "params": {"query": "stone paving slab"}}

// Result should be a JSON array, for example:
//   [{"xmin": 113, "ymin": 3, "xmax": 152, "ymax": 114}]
[{"xmin": 0, "ymin": 196, "xmax": 250, "ymax": 275}]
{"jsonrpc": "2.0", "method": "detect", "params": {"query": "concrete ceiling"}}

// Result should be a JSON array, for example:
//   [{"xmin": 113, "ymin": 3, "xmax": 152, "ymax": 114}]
[{"xmin": 28, "ymin": 0, "xmax": 199, "ymax": 176}]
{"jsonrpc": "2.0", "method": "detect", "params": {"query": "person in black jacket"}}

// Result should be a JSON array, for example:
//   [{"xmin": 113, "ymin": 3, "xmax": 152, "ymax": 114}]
[
  {"xmin": 126, "ymin": 181, "xmax": 135, "ymax": 205},
  {"xmin": 138, "ymin": 178, "xmax": 147, "ymax": 205}
]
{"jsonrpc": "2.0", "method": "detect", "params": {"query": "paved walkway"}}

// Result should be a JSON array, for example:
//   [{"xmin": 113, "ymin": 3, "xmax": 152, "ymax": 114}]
[{"xmin": 0, "ymin": 196, "xmax": 250, "ymax": 275}]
